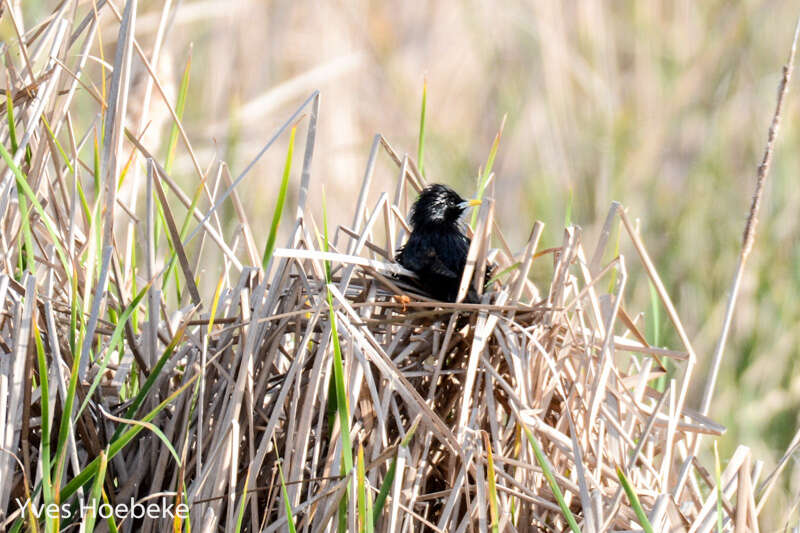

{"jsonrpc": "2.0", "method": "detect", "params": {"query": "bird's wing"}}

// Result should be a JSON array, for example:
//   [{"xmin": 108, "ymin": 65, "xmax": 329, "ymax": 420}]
[
  {"xmin": 424, "ymin": 247, "xmax": 460, "ymax": 279},
  {"xmin": 397, "ymin": 243, "xmax": 460, "ymax": 279}
]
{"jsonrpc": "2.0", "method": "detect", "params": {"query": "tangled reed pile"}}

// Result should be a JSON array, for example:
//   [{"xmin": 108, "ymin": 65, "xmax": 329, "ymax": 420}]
[{"xmin": 1, "ymin": 2, "xmax": 797, "ymax": 532}]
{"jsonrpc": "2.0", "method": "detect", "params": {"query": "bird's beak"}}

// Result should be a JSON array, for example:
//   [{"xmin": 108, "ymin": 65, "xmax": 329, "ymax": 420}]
[{"xmin": 459, "ymin": 198, "xmax": 482, "ymax": 210}]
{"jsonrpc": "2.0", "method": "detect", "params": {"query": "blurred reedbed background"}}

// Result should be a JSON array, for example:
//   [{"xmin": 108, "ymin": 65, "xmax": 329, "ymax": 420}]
[{"xmin": 3, "ymin": 0, "xmax": 800, "ymax": 529}]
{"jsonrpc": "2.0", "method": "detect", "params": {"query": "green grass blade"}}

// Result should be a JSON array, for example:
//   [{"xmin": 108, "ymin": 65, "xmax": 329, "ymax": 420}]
[
  {"xmin": 116, "ymin": 143, "xmax": 138, "ymax": 190},
  {"xmin": 318, "ymin": 187, "xmax": 353, "ymax": 532},
  {"xmin": 330, "ymin": 280, "xmax": 352, "ymax": 533},
  {"xmin": 56, "ymin": 269, "xmax": 83, "ymax": 494},
  {"xmin": 6, "ymin": 90, "xmax": 18, "ymax": 153},
  {"xmin": 0, "ymin": 142, "xmax": 70, "ymax": 273},
  {"xmin": 372, "ymin": 458, "xmax": 396, "ymax": 527},
  {"xmin": 365, "ymin": 479, "xmax": 374, "ymax": 533},
  {"xmin": 128, "ymin": 239, "xmax": 139, "ymax": 334},
  {"xmin": 373, "ymin": 419, "xmax": 419, "ymax": 527},
  {"xmin": 521, "ymin": 424, "xmax": 580, "ymax": 532},
  {"xmin": 8, "ymin": 518, "xmax": 22, "ymax": 533},
  {"xmin": 60, "ymin": 370, "xmax": 201, "ymax": 501},
  {"xmin": 262, "ymin": 124, "xmax": 297, "ymax": 269},
  {"xmin": 103, "ymin": 406, "xmax": 182, "ymax": 465},
  {"xmin": 6, "ymin": 124, "xmax": 35, "ymax": 272},
  {"xmin": 76, "ymin": 281, "xmax": 153, "ymax": 420},
  {"xmin": 93, "ymin": 129, "xmax": 101, "ymax": 194},
  {"xmin": 651, "ymin": 280, "xmax": 670, "ymax": 392},
  {"xmin": 41, "ymin": 115, "xmax": 74, "ymax": 174},
  {"xmin": 109, "ymin": 314, "xmax": 189, "ymax": 443},
  {"xmin": 273, "ymin": 435, "xmax": 297, "ymax": 533},
  {"xmin": 106, "ymin": 307, "xmax": 122, "ymax": 368},
  {"xmin": 486, "ymin": 261, "xmax": 521, "ymax": 286},
  {"xmin": 338, "ymin": 463, "xmax": 347, "ymax": 533},
  {"xmin": 417, "ymin": 79, "xmax": 427, "ymax": 177},
  {"xmin": 90, "ymin": 133, "xmax": 104, "ymax": 282},
  {"xmin": 75, "ymin": 172, "xmax": 92, "ymax": 229},
  {"xmin": 471, "ymin": 114, "xmax": 506, "ymax": 228},
  {"xmin": 101, "ymin": 489, "xmax": 119, "ymax": 533},
  {"xmin": 357, "ymin": 443, "xmax": 367, "ymax": 533},
  {"xmin": 17, "ymin": 183, "xmax": 34, "ymax": 273},
  {"xmin": 616, "ymin": 466, "xmax": 655, "ymax": 533},
  {"xmin": 82, "ymin": 450, "xmax": 108, "ymax": 533},
  {"xmin": 6, "ymin": 90, "xmax": 30, "ymax": 278},
  {"xmin": 234, "ymin": 468, "xmax": 254, "ymax": 533},
  {"xmin": 207, "ymin": 274, "xmax": 225, "ymax": 334},
  {"xmin": 165, "ymin": 48, "xmax": 192, "ymax": 175},
  {"xmin": 327, "ymin": 287, "xmax": 352, "ymax": 474},
  {"xmin": 34, "ymin": 322, "xmax": 56, "ymax": 532},
  {"xmin": 482, "ymin": 432, "xmax": 500, "ymax": 533}
]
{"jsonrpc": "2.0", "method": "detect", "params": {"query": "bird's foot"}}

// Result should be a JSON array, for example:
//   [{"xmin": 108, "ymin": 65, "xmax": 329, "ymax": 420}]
[{"xmin": 393, "ymin": 294, "xmax": 411, "ymax": 312}]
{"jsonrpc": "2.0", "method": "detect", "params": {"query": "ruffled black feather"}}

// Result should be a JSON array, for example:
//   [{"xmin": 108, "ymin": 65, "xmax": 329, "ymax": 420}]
[{"xmin": 396, "ymin": 184, "xmax": 490, "ymax": 302}]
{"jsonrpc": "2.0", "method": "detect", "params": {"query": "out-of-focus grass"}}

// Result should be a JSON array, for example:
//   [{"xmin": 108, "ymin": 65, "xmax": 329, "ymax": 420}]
[{"xmin": 14, "ymin": 0, "xmax": 800, "ymax": 526}]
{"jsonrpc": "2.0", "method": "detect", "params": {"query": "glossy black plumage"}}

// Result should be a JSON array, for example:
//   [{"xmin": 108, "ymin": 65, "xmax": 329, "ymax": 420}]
[{"xmin": 396, "ymin": 184, "xmax": 482, "ymax": 302}]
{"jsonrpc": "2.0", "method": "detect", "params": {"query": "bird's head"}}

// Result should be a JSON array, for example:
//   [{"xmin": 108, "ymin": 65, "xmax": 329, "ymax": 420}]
[{"xmin": 409, "ymin": 184, "xmax": 481, "ymax": 229}]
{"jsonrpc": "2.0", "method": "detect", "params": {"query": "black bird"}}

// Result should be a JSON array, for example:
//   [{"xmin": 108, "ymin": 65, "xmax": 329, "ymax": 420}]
[{"xmin": 396, "ymin": 184, "xmax": 483, "ymax": 302}]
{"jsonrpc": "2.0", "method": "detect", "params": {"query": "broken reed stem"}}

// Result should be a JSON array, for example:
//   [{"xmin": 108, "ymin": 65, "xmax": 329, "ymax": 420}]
[{"xmin": 697, "ymin": 16, "xmax": 800, "ymax": 423}]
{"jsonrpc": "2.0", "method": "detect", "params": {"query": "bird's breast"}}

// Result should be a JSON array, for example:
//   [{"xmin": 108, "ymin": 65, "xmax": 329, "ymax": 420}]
[{"xmin": 430, "ymin": 228, "xmax": 470, "ymax": 270}]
